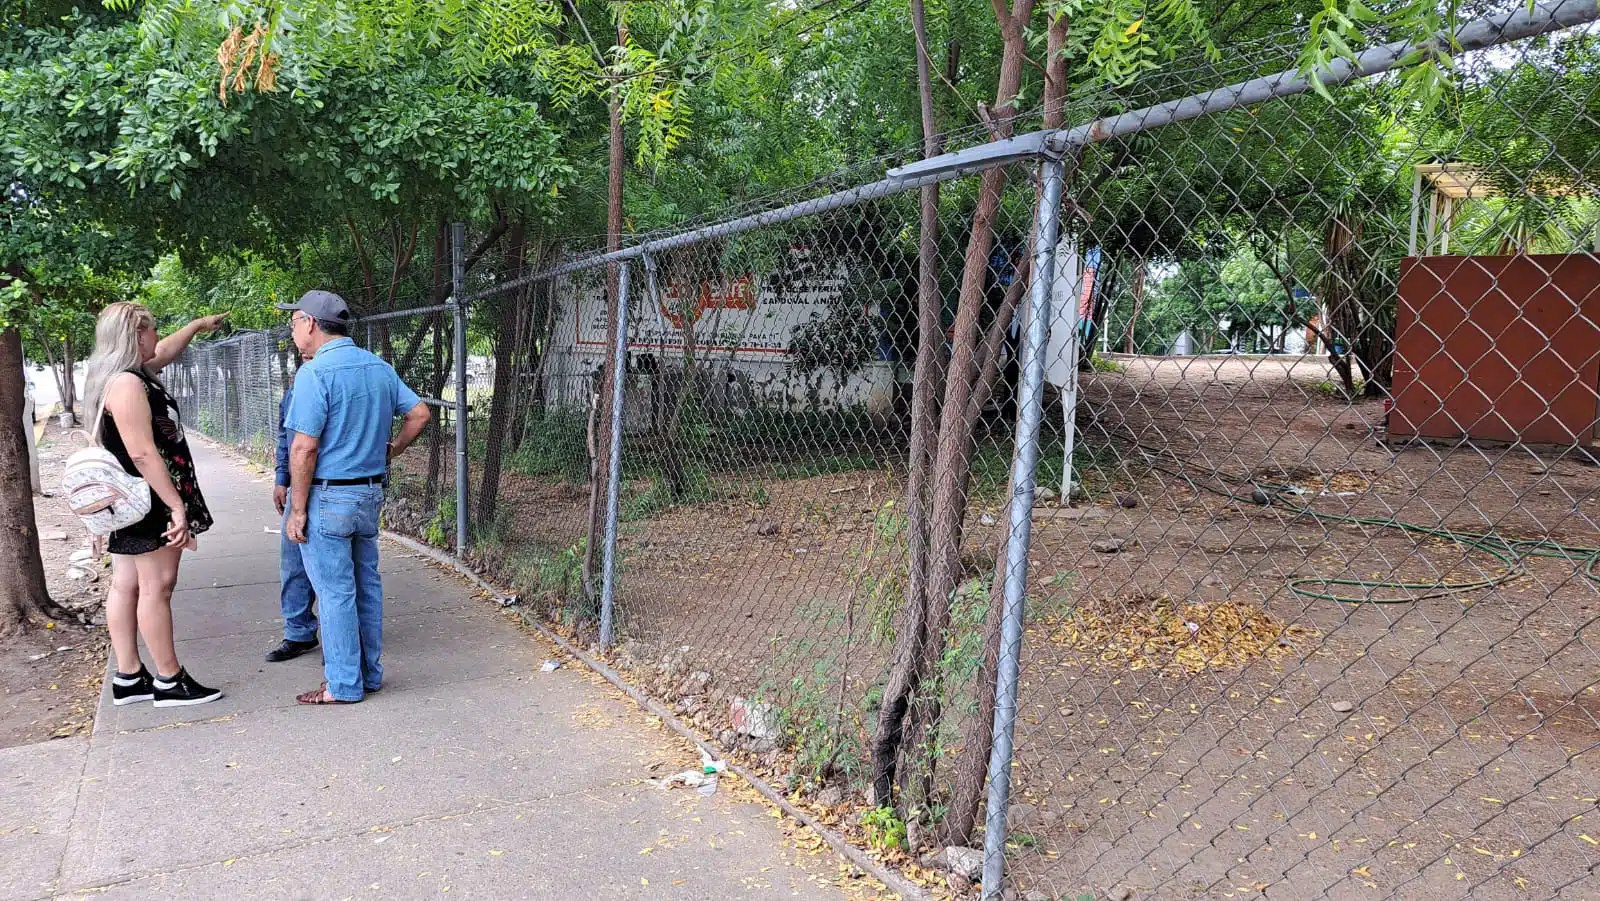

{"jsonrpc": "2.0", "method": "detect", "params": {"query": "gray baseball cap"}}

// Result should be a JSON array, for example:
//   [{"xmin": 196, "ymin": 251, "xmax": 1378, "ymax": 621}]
[{"xmin": 276, "ymin": 290, "xmax": 354, "ymax": 325}]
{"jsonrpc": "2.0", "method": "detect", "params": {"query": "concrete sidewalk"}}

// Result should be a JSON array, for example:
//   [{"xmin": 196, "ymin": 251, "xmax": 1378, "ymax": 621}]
[{"xmin": 2, "ymin": 441, "xmax": 866, "ymax": 901}]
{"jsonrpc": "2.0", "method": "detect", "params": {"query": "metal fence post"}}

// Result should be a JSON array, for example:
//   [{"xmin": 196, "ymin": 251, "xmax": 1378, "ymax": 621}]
[
  {"xmin": 598, "ymin": 258, "xmax": 633, "ymax": 648},
  {"xmin": 981, "ymin": 153, "xmax": 1067, "ymax": 900},
  {"xmin": 451, "ymin": 222, "xmax": 470, "ymax": 555}
]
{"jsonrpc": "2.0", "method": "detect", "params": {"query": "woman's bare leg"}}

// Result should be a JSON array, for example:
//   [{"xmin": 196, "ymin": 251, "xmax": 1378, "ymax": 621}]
[
  {"xmin": 133, "ymin": 545, "xmax": 184, "ymax": 678},
  {"xmin": 106, "ymin": 554, "xmax": 143, "ymax": 674}
]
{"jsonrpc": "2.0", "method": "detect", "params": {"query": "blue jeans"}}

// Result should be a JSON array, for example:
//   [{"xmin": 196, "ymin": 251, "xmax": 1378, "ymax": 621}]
[
  {"xmin": 301, "ymin": 484, "xmax": 385, "ymax": 701},
  {"xmin": 280, "ymin": 506, "xmax": 318, "ymax": 643}
]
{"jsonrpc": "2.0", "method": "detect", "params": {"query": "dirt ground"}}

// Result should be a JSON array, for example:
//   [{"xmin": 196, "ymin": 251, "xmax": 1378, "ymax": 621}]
[
  {"xmin": 436, "ymin": 356, "xmax": 1600, "ymax": 900},
  {"xmin": 0, "ymin": 421, "xmax": 109, "ymax": 750},
  {"xmin": 1004, "ymin": 357, "xmax": 1600, "ymax": 901}
]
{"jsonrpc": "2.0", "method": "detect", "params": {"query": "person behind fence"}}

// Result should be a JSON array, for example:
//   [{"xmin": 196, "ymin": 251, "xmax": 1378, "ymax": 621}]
[
  {"xmin": 85, "ymin": 302, "xmax": 229, "ymax": 708},
  {"xmin": 266, "ymin": 348, "xmax": 319, "ymax": 663},
  {"xmin": 280, "ymin": 291, "xmax": 431, "ymax": 705}
]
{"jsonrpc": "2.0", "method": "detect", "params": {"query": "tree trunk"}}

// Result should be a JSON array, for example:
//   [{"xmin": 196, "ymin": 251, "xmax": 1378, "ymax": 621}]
[
  {"xmin": 936, "ymin": 11, "xmax": 1070, "ymax": 848},
  {"xmin": 584, "ymin": 18, "xmax": 630, "ymax": 597},
  {"xmin": 1322, "ymin": 214, "xmax": 1362, "ymax": 395},
  {"xmin": 397, "ymin": 218, "xmax": 510, "ymax": 381},
  {"xmin": 869, "ymin": 0, "xmax": 1037, "ymax": 817},
  {"xmin": 505, "ymin": 269, "xmax": 543, "ymax": 453},
  {"xmin": 511, "ymin": 281, "xmax": 559, "ymax": 453},
  {"xmin": 0, "ymin": 328, "xmax": 64, "ymax": 635},
  {"xmin": 61, "ymin": 334, "xmax": 77, "ymax": 424},
  {"xmin": 35, "ymin": 326, "xmax": 66, "ymax": 416},
  {"xmin": 476, "ymin": 221, "xmax": 530, "ymax": 532},
  {"xmin": 871, "ymin": 0, "xmax": 948, "ymax": 810},
  {"xmin": 1122, "ymin": 263, "xmax": 1147, "ymax": 354},
  {"xmin": 424, "ymin": 314, "xmax": 450, "ymax": 509}
]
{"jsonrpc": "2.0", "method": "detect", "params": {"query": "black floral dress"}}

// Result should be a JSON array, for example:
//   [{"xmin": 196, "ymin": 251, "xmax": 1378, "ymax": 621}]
[{"xmin": 102, "ymin": 369, "xmax": 214, "ymax": 555}]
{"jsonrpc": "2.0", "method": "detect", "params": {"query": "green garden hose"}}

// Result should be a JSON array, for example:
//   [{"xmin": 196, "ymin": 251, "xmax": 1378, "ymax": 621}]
[{"xmin": 1123, "ymin": 445, "xmax": 1600, "ymax": 605}]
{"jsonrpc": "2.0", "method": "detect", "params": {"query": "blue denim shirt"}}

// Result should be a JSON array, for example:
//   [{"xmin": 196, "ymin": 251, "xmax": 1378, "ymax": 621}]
[
  {"xmin": 284, "ymin": 338, "xmax": 423, "ymax": 480},
  {"xmin": 275, "ymin": 385, "xmax": 293, "ymax": 487}
]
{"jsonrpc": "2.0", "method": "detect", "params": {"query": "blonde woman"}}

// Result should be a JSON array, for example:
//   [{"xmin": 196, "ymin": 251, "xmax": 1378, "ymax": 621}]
[{"xmin": 84, "ymin": 302, "xmax": 228, "ymax": 707}]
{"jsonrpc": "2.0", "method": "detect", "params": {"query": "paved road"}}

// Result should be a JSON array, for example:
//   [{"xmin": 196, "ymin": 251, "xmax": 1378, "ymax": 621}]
[{"xmin": 1, "ymin": 439, "xmax": 858, "ymax": 901}]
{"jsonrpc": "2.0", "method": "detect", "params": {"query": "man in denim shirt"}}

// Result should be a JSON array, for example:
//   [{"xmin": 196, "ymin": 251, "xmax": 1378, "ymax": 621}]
[
  {"xmin": 280, "ymin": 291, "xmax": 431, "ymax": 705},
  {"xmin": 267, "ymin": 352, "xmax": 319, "ymax": 663}
]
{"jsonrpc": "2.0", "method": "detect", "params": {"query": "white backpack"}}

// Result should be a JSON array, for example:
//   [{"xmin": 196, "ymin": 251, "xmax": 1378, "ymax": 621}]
[{"xmin": 61, "ymin": 399, "xmax": 151, "ymax": 537}]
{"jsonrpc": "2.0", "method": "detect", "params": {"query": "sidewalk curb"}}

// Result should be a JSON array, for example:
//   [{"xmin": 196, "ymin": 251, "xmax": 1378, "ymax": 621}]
[{"xmin": 381, "ymin": 529, "xmax": 930, "ymax": 901}]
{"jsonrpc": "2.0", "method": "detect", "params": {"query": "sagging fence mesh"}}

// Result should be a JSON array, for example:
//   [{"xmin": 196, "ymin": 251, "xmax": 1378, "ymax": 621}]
[{"xmin": 184, "ymin": 5, "xmax": 1600, "ymax": 898}]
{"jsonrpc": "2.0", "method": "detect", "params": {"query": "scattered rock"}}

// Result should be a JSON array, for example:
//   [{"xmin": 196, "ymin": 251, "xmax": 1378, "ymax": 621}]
[
  {"xmin": 1250, "ymin": 486, "xmax": 1273, "ymax": 506},
  {"xmin": 68, "ymin": 548, "xmax": 95, "ymax": 564},
  {"xmin": 1091, "ymin": 538, "xmax": 1126, "ymax": 554},
  {"xmin": 1007, "ymin": 801, "xmax": 1042, "ymax": 831},
  {"xmin": 40, "ymin": 531, "xmax": 69, "ymax": 541},
  {"xmin": 718, "ymin": 729, "xmax": 736, "ymax": 748},
  {"xmin": 1330, "ymin": 700, "xmax": 1355, "ymax": 714},
  {"xmin": 1036, "ymin": 486, "xmax": 1059, "ymax": 503},
  {"xmin": 678, "ymin": 670, "xmax": 712, "ymax": 695},
  {"xmin": 1529, "ymin": 465, "xmax": 1549, "ymax": 476},
  {"xmin": 1025, "ymin": 891, "xmax": 1053, "ymax": 901},
  {"xmin": 1110, "ymin": 887, "xmax": 1134, "ymax": 901},
  {"xmin": 814, "ymin": 785, "xmax": 845, "ymax": 807},
  {"xmin": 1117, "ymin": 493, "xmax": 1139, "ymax": 509},
  {"xmin": 65, "ymin": 564, "xmax": 98, "ymax": 583},
  {"xmin": 730, "ymin": 697, "xmax": 779, "ymax": 741},
  {"xmin": 1202, "ymin": 573, "xmax": 1226, "ymax": 588},
  {"xmin": 756, "ymin": 521, "xmax": 780, "ymax": 537},
  {"xmin": 949, "ymin": 873, "xmax": 973, "ymax": 893},
  {"xmin": 922, "ymin": 846, "xmax": 984, "ymax": 881},
  {"xmin": 979, "ymin": 513, "xmax": 998, "ymax": 526},
  {"xmin": 905, "ymin": 818, "xmax": 925, "ymax": 853}
]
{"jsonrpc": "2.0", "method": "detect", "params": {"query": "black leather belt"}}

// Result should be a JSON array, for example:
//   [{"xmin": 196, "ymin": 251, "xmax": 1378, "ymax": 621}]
[{"xmin": 313, "ymin": 474, "xmax": 385, "ymax": 487}]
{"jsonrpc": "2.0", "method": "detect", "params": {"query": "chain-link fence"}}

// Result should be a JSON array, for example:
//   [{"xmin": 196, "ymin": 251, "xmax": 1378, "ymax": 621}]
[
  {"xmin": 170, "ymin": 326, "xmax": 293, "ymax": 465},
  {"xmin": 179, "ymin": 221, "xmax": 467, "ymax": 550},
  {"xmin": 183, "ymin": 3, "xmax": 1600, "ymax": 897}
]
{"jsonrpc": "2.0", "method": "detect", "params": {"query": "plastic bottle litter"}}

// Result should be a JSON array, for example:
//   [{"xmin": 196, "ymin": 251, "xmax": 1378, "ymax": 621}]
[
  {"xmin": 659, "ymin": 750, "xmax": 727, "ymax": 796},
  {"xmin": 540, "ymin": 660, "xmax": 561, "ymax": 673}
]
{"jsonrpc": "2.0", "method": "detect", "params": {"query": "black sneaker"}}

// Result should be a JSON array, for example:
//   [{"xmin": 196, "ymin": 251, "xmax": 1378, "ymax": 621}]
[
  {"xmin": 265, "ymin": 638, "xmax": 319, "ymax": 663},
  {"xmin": 111, "ymin": 667, "xmax": 155, "ymax": 706},
  {"xmin": 152, "ymin": 668, "xmax": 223, "ymax": 708}
]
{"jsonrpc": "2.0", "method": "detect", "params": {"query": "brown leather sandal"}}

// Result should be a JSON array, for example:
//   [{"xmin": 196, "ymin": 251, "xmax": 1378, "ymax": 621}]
[{"xmin": 296, "ymin": 683, "xmax": 358, "ymax": 705}]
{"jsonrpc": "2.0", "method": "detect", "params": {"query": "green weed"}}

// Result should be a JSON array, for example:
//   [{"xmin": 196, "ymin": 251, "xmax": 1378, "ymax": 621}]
[
  {"xmin": 512, "ymin": 539, "xmax": 590, "ymax": 622},
  {"xmin": 860, "ymin": 806, "xmax": 908, "ymax": 852},
  {"xmin": 509, "ymin": 411, "xmax": 590, "ymax": 483},
  {"xmin": 756, "ymin": 599, "xmax": 868, "ymax": 784},
  {"xmin": 1089, "ymin": 354, "xmax": 1128, "ymax": 374},
  {"xmin": 424, "ymin": 495, "xmax": 456, "ymax": 547}
]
